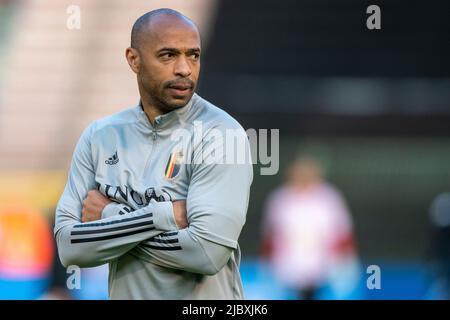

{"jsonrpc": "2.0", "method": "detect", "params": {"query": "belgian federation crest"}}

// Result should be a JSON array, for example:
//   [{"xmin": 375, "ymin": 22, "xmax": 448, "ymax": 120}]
[{"xmin": 164, "ymin": 151, "xmax": 183, "ymax": 179}]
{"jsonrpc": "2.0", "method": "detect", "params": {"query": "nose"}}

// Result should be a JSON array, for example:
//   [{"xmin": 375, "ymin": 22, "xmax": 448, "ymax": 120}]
[{"xmin": 174, "ymin": 56, "xmax": 191, "ymax": 78}]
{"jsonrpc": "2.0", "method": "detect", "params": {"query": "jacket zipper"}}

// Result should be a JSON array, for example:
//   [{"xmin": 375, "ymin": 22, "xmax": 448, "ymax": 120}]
[{"xmin": 143, "ymin": 122, "xmax": 158, "ymax": 177}]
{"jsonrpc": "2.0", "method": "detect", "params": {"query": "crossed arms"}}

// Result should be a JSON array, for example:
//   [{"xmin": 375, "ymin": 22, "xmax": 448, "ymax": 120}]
[{"xmin": 54, "ymin": 124, "xmax": 253, "ymax": 275}]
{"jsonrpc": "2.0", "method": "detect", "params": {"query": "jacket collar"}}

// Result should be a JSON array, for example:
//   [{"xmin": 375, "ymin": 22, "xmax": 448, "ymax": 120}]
[{"xmin": 135, "ymin": 93, "xmax": 197, "ymax": 134}]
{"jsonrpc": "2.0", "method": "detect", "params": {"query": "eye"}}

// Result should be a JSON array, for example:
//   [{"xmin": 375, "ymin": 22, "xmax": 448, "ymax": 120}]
[
  {"xmin": 190, "ymin": 53, "xmax": 200, "ymax": 61},
  {"xmin": 160, "ymin": 52, "xmax": 176, "ymax": 60}
]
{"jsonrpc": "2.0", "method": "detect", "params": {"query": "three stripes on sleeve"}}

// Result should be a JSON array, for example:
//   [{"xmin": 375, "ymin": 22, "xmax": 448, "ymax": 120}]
[
  {"xmin": 141, "ymin": 231, "xmax": 182, "ymax": 251},
  {"xmin": 70, "ymin": 210, "xmax": 181, "ymax": 250}
]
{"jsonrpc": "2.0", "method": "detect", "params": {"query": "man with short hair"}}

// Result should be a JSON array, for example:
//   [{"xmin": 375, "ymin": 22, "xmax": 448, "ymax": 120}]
[{"xmin": 54, "ymin": 8, "xmax": 253, "ymax": 299}]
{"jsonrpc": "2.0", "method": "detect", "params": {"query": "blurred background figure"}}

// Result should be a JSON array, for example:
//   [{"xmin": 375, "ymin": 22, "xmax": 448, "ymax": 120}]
[
  {"xmin": 261, "ymin": 155, "xmax": 360, "ymax": 299},
  {"xmin": 427, "ymin": 192, "xmax": 450, "ymax": 299}
]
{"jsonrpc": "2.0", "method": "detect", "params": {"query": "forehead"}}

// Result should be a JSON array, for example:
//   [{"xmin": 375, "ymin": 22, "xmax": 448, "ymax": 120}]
[{"xmin": 146, "ymin": 16, "xmax": 201, "ymax": 50}]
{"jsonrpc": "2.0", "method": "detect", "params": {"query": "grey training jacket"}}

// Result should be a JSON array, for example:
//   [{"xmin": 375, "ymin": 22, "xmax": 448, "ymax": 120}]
[{"xmin": 54, "ymin": 93, "xmax": 253, "ymax": 299}]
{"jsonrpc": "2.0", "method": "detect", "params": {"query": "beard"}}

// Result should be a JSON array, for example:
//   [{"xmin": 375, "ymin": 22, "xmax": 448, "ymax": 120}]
[{"xmin": 139, "ymin": 72, "xmax": 195, "ymax": 113}]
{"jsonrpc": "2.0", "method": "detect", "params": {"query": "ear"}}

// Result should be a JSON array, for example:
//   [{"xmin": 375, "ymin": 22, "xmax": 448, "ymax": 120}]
[{"xmin": 125, "ymin": 47, "xmax": 140, "ymax": 74}]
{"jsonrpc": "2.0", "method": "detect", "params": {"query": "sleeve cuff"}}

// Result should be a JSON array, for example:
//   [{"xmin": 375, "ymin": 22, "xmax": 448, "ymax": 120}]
[
  {"xmin": 101, "ymin": 202, "xmax": 125, "ymax": 219},
  {"xmin": 151, "ymin": 200, "xmax": 178, "ymax": 231}
]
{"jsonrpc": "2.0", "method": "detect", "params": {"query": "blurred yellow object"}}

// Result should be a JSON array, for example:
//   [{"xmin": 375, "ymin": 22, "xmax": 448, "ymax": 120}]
[
  {"xmin": 0, "ymin": 171, "xmax": 66, "ymax": 216},
  {"xmin": 0, "ymin": 204, "xmax": 54, "ymax": 278}
]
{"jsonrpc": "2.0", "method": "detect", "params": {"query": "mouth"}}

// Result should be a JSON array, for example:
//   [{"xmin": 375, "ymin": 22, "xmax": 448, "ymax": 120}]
[
  {"xmin": 166, "ymin": 84, "xmax": 192, "ymax": 97},
  {"xmin": 165, "ymin": 79, "xmax": 194, "ymax": 98}
]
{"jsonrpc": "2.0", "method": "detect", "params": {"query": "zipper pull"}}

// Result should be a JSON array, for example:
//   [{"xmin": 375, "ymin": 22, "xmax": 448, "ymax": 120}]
[{"xmin": 152, "ymin": 117, "xmax": 160, "ymax": 140}]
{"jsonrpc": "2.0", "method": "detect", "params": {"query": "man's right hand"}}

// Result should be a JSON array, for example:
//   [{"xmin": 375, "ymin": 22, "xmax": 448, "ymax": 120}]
[{"xmin": 172, "ymin": 200, "xmax": 188, "ymax": 229}]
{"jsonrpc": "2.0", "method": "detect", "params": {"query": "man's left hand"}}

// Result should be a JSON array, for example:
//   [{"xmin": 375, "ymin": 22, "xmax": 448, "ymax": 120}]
[{"xmin": 82, "ymin": 190, "xmax": 112, "ymax": 222}]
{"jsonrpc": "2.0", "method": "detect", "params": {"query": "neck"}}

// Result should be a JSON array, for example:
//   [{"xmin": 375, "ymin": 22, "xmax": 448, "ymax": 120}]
[
  {"xmin": 139, "ymin": 90, "xmax": 167, "ymax": 125},
  {"xmin": 290, "ymin": 179, "xmax": 321, "ymax": 192},
  {"xmin": 141, "ymin": 101, "xmax": 163, "ymax": 125}
]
